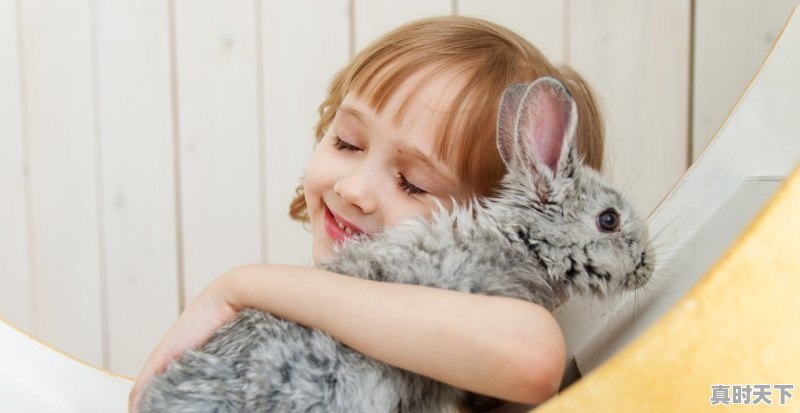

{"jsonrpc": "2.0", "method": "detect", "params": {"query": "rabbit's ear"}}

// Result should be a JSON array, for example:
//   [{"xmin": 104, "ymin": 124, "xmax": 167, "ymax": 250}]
[
  {"xmin": 496, "ymin": 83, "xmax": 528, "ymax": 167},
  {"xmin": 514, "ymin": 77, "xmax": 579, "ymax": 184}
]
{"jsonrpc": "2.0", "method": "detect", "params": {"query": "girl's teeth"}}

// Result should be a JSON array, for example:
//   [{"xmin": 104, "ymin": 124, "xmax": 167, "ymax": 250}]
[
  {"xmin": 336, "ymin": 217, "xmax": 353, "ymax": 235},
  {"xmin": 333, "ymin": 214, "xmax": 356, "ymax": 235}
]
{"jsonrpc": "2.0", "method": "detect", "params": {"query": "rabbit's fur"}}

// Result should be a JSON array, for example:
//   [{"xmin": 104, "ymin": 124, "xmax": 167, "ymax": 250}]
[{"xmin": 138, "ymin": 78, "xmax": 655, "ymax": 413}]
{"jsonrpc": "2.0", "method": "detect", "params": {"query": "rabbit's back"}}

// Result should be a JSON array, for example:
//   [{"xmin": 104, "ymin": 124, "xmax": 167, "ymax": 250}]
[{"xmin": 324, "ymin": 205, "xmax": 560, "ymax": 310}]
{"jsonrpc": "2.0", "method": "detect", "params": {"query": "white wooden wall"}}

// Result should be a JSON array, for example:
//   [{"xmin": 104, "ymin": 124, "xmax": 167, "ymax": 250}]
[{"xmin": 0, "ymin": 0, "xmax": 796, "ymax": 377}]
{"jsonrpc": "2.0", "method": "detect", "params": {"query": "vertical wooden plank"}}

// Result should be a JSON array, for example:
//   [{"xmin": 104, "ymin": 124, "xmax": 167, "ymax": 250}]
[
  {"xmin": 0, "ymin": 0, "xmax": 32, "ymax": 332},
  {"xmin": 692, "ymin": 0, "xmax": 799, "ymax": 161},
  {"xmin": 568, "ymin": 0, "xmax": 691, "ymax": 217},
  {"xmin": 353, "ymin": 0, "xmax": 452, "ymax": 52},
  {"xmin": 260, "ymin": 0, "xmax": 350, "ymax": 266},
  {"xmin": 18, "ymin": 0, "xmax": 104, "ymax": 365},
  {"xmin": 457, "ymin": 0, "xmax": 565, "ymax": 62},
  {"xmin": 94, "ymin": 0, "xmax": 180, "ymax": 376},
  {"xmin": 174, "ymin": 0, "xmax": 262, "ymax": 303}
]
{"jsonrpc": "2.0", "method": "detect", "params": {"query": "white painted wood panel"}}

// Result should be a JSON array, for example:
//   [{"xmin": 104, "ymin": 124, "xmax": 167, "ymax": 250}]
[
  {"xmin": 0, "ymin": 0, "xmax": 32, "ymax": 332},
  {"xmin": 94, "ymin": 0, "xmax": 180, "ymax": 376},
  {"xmin": 692, "ymin": 0, "xmax": 799, "ymax": 161},
  {"xmin": 18, "ymin": 0, "xmax": 104, "ymax": 366},
  {"xmin": 568, "ymin": 0, "xmax": 691, "ymax": 217},
  {"xmin": 260, "ymin": 0, "xmax": 351, "ymax": 266},
  {"xmin": 457, "ymin": 0, "xmax": 565, "ymax": 62},
  {"xmin": 353, "ymin": 0, "xmax": 453, "ymax": 52},
  {"xmin": 173, "ymin": 0, "xmax": 263, "ymax": 304}
]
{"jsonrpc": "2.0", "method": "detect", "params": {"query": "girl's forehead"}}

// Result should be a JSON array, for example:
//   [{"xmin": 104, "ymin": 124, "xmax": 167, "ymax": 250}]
[{"xmin": 347, "ymin": 66, "xmax": 467, "ymax": 130}]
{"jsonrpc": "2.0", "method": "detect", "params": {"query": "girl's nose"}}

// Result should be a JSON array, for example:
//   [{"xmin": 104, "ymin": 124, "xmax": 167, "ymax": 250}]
[{"xmin": 333, "ymin": 169, "xmax": 377, "ymax": 215}]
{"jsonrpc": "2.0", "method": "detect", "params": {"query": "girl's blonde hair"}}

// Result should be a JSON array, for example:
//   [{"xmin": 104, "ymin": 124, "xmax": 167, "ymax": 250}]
[{"xmin": 290, "ymin": 15, "xmax": 603, "ymax": 222}]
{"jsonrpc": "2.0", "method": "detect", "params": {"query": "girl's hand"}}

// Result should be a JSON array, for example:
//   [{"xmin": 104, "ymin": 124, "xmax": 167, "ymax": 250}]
[{"xmin": 128, "ymin": 269, "xmax": 241, "ymax": 413}]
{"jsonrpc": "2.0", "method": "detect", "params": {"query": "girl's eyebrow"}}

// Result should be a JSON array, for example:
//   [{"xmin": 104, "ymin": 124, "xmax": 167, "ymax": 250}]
[
  {"xmin": 396, "ymin": 142, "xmax": 458, "ymax": 186},
  {"xmin": 337, "ymin": 105, "xmax": 367, "ymax": 124}
]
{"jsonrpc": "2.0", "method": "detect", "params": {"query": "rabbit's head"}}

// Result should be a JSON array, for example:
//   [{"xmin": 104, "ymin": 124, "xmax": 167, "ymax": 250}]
[{"xmin": 493, "ymin": 78, "xmax": 654, "ymax": 298}]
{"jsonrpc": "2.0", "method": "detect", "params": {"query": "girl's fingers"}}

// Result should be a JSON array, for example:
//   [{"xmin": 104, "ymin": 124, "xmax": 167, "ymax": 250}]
[
  {"xmin": 128, "ymin": 273, "xmax": 242, "ymax": 412},
  {"xmin": 129, "ymin": 333, "xmax": 177, "ymax": 412}
]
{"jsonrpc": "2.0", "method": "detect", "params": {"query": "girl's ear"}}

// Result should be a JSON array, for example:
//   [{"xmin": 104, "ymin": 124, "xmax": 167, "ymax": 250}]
[
  {"xmin": 515, "ymin": 77, "xmax": 579, "ymax": 183},
  {"xmin": 496, "ymin": 83, "xmax": 528, "ymax": 167}
]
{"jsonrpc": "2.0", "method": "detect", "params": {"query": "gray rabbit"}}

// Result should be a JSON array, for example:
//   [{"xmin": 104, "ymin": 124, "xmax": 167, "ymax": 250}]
[{"xmin": 138, "ymin": 77, "xmax": 655, "ymax": 413}]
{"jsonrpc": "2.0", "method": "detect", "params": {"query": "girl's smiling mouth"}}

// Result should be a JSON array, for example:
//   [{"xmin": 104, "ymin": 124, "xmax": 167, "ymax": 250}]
[{"xmin": 324, "ymin": 204, "xmax": 366, "ymax": 243}]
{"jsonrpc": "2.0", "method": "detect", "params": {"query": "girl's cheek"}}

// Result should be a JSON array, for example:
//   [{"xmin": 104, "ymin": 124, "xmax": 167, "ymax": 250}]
[
  {"xmin": 305, "ymin": 144, "xmax": 340, "ymax": 189},
  {"xmin": 303, "ymin": 145, "xmax": 338, "ymax": 221},
  {"xmin": 380, "ymin": 197, "xmax": 440, "ymax": 228}
]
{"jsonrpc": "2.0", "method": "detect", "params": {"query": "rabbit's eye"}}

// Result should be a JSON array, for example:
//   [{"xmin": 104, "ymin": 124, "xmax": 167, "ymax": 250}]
[{"xmin": 597, "ymin": 209, "xmax": 620, "ymax": 232}]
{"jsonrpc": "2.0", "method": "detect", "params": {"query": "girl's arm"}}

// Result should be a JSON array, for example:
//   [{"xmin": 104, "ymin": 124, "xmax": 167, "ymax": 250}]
[
  {"xmin": 229, "ymin": 264, "xmax": 566, "ymax": 403},
  {"xmin": 130, "ymin": 264, "xmax": 565, "ymax": 411}
]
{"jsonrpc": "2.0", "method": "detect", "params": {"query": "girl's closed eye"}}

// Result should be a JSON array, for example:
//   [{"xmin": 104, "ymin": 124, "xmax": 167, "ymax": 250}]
[
  {"xmin": 332, "ymin": 136, "xmax": 361, "ymax": 152},
  {"xmin": 397, "ymin": 174, "xmax": 427, "ymax": 196}
]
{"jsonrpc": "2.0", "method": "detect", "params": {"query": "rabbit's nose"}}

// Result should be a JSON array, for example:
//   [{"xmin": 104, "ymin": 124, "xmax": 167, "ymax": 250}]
[{"xmin": 626, "ymin": 247, "xmax": 655, "ymax": 289}]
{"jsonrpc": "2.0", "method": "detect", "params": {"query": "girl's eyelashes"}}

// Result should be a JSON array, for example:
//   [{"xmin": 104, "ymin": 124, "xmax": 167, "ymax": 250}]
[
  {"xmin": 332, "ymin": 136, "xmax": 361, "ymax": 152},
  {"xmin": 397, "ymin": 174, "xmax": 427, "ymax": 196}
]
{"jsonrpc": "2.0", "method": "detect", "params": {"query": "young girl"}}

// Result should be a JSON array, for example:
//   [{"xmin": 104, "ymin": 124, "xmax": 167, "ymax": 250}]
[{"xmin": 130, "ymin": 15, "xmax": 604, "ymax": 412}]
